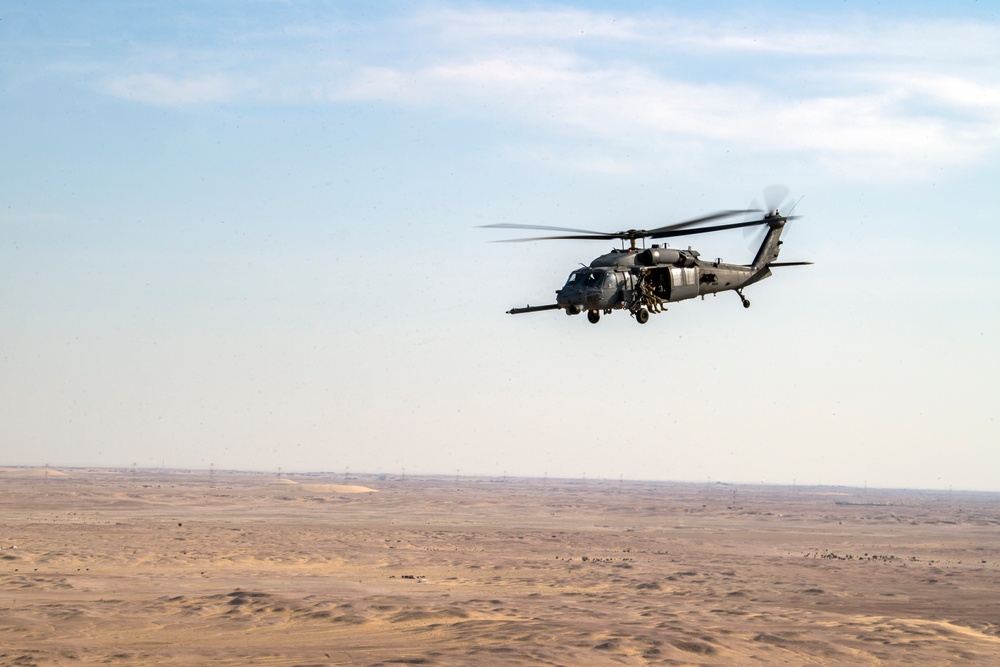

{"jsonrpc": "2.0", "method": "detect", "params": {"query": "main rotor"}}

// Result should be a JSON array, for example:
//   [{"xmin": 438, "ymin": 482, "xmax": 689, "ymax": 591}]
[{"xmin": 481, "ymin": 208, "xmax": 799, "ymax": 250}]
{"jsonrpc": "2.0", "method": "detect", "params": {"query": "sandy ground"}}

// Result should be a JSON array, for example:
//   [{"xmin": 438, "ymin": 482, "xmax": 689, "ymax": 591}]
[{"xmin": 1, "ymin": 469, "xmax": 998, "ymax": 666}]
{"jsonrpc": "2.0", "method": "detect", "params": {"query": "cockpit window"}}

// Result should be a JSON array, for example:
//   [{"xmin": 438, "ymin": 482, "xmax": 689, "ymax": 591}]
[{"xmin": 566, "ymin": 270, "xmax": 617, "ymax": 289}]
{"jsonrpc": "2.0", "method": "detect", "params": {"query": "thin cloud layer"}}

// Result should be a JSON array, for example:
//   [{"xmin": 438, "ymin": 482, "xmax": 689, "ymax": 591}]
[
  {"xmin": 93, "ymin": 7, "xmax": 1000, "ymax": 179},
  {"xmin": 103, "ymin": 73, "xmax": 242, "ymax": 106}
]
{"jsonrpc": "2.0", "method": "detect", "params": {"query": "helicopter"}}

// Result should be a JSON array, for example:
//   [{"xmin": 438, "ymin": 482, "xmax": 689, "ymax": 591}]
[{"xmin": 482, "ymin": 187, "xmax": 811, "ymax": 324}]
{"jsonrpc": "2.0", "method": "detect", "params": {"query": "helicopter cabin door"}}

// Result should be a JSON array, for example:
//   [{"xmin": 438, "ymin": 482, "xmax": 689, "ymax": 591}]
[{"xmin": 668, "ymin": 267, "xmax": 699, "ymax": 302}]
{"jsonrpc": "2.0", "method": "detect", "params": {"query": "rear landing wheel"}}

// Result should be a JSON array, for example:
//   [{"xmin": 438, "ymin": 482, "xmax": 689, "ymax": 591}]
[
  {"xmin": 742, "ymin": 298, "xmax": 751, "ymax": 309},
  {"xmin": 587, "ymin": 310, "xmax": 601, "ymax": 324},
  {"xmin": 636, "ymin": 309, "xmax": 650, "ymax": 324}
]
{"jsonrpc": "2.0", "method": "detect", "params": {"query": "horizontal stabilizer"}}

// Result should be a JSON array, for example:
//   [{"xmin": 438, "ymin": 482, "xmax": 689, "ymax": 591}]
[{"xmin": 769, "ymin": 261, "xmax": 813, "ymax": 266}]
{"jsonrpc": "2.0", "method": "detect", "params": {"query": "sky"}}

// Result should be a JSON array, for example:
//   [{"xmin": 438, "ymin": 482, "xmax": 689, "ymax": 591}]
[{"xmin": 2, "ymin": 1, "xmax": 998, "ymax": 490}]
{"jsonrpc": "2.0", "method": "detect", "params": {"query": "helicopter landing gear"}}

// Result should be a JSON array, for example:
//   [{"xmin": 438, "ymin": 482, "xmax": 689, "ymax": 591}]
[
  {"xmin": 587, "ymin": 310, "xmax": 601, "ymax": 324},
  {"xmin": 736, "ymin": 289, "xmax": 750, "ymax": 309},
  {"xmin": 635, "ymin": 308, "xmax": 650, "ymax": 324}
]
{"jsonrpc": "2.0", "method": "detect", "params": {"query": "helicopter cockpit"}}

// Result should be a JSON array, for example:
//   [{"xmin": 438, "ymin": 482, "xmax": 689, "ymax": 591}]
[
  {"xmin": 563, "ymin": 269, "xmax": 615, "ymax": 290},
  {"xmin": 562, "ymin": 270, "xmax": 583, "ymax": 287}
]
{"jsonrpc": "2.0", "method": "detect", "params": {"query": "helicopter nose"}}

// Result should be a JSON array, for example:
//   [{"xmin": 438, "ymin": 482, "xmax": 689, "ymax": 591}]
[{"xmin": 557, "ymin": 289, "xmax": 580, "ymax": 308}]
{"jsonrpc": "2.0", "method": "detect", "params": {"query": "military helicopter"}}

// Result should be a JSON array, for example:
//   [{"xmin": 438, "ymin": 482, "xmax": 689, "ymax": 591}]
[{"xmin": 483, "ymin": 187, "xmax": 811, "ymax": 324}]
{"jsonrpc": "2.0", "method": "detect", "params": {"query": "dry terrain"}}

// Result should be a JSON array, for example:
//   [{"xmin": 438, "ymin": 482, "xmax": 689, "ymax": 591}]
[{"xmin": 1, "ymin": 468, "xmax": 998, "ymax": 665}]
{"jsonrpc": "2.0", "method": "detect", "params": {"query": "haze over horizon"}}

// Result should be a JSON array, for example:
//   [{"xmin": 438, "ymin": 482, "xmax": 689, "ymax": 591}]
[{"xmin": 2, "ymin": 2, "xmax": 998, "ymax": 491}]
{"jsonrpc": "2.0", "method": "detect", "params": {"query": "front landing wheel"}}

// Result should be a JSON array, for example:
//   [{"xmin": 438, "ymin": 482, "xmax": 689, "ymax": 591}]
[
  {"xmin": 587, "ymin": 310, "xmax": 601, "ymax": 324},
  {"xmin": 636, "ymin": 309, "xmax": 650, "ymax": 324}
]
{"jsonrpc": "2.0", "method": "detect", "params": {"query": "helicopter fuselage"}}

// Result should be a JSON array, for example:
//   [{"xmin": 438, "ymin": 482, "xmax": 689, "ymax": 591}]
[{"xmin": 555, "ymin": 245, "xmax": 768, "ymax": 317}]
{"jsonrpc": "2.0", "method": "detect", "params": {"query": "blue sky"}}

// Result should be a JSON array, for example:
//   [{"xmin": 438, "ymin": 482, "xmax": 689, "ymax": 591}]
[{"xmin": 2, "ymin": 1, "xmax": 998, "ymax": 490}]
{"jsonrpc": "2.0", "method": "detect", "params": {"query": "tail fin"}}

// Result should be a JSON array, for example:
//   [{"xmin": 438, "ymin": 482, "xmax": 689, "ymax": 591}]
[
  {"xmin": 749, "ymin": 217, "xmax": 787, "ymax": 272},
  {"xmin": 746, "ymin": 192, "xmax": 805, "ymax": 282},
  {"xmin": 742, "ymin": 216, "xmax": 790, "ymax": 287}
]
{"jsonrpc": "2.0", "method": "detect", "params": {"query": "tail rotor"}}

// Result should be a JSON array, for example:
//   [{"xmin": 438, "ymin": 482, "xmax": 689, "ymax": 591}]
[{"xmin": 744, "ymin": 184, "xmax": 801, "ymax": 249}]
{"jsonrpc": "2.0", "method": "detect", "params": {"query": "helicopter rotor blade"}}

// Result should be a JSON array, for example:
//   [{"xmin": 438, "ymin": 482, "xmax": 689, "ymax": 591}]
[
  {"xmin": 744, "ymin": 204, "xmax": 768, "ymax": 249},
  {"xmin": 644, "ymin": 209, "xmax": 756, "ymax": 237},
  {"xmin": 648, "ymin": 217, "xmax": 777, "ymax": 240},
  {"xmin": 481, "ymin": 203, "xmax": 796, "ymax": 244},
  {"xmin": 745, "ymin": 187, "xmax": 778, "ymax": 247},
  {"xmin": 484, "ymin": 210, "xmax": 757, "ymax": 243},
  {"xmin": 489, "ymin": 233, "xmax": 621, "ymax": 243},
  {"xmin": 493, "ymin": 212, "xmax": 801, "ymax": 242},
  {"xmin": 479, "ymin": 223, "xmax": 610, "ymax": 236}
]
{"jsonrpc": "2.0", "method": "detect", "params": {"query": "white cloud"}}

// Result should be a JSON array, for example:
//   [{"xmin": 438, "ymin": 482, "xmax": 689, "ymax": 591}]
[
  {"xmin": 103, "ymin": 73, "xmax": 241, "ymax": 106},
  {"xmin": 94, "ymin": 7, "xmax": 1000, "ymax": 180},
  {"xmin": 415, "ymin": 8, "xmax": 1000, "ymax": 62},
  {"xmin": 417, "ymin": 7, "xmax": 645, "ymax": 43},
  {"xmin": 323, "ymin": 52, "xmax": 996, "ymax": 178}
]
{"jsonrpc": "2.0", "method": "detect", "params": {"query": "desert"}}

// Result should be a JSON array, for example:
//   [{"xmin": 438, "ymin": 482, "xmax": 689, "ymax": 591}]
[{"xmin": 1, "ymin": 468, "xmax": 998, "ymax": 665}]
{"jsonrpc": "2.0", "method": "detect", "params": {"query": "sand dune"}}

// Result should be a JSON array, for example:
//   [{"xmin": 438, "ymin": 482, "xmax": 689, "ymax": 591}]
[
  {"xmin": 273, "ymin": 478, "xmax": 378, "ymax": 494},
  {"xmin": 0, "ymin": 467, "xmax": 67, "ymax": 476},
  {"xmin": 1, "ymin": 469, "xmax": 998, "ymax": 664}
]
